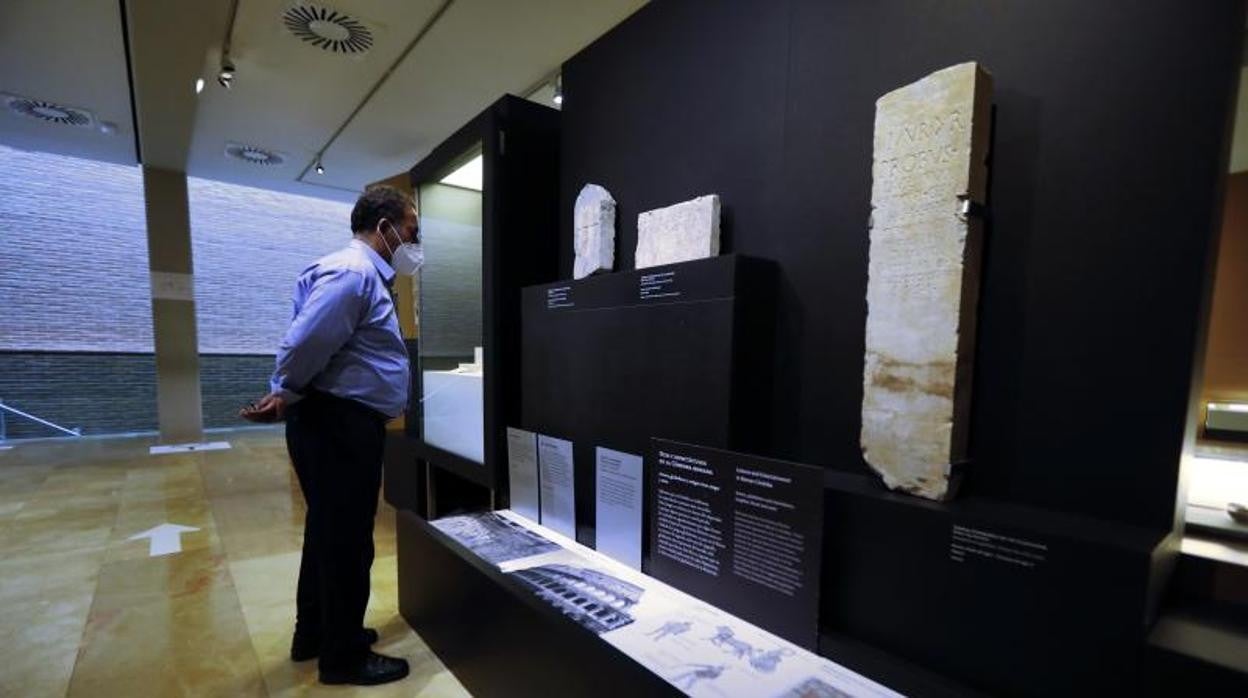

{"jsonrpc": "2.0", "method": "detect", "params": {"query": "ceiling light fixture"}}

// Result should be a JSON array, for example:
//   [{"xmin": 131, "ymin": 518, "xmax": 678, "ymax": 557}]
[
  {"xmin": 218, "ymin": 59, "xmax": 236, "ymax": 89},
  {"xmin": 218, "ymin": 0, "xmax": 241, "ymax": 90},
  {"xmin": 553, "ymin": 74, "xmax": 563, "ymax": 106},
  {"xmin": 225, "ymin": 142, "xmax": 287, "ymax": 166},
  {"xmin": 282, "ymin": 3, "xmax": 376, "ymax": 56},
  {"xmin": 3, "ymin": 93, "xmax": 96, "ymax": 128},
  {"xmin": 195, "ymin": 78, "xmax": 205, "ymax": 94},
  {"xmin": 315, "ymin": 158, "xmax": 325, "ymax": 175}
]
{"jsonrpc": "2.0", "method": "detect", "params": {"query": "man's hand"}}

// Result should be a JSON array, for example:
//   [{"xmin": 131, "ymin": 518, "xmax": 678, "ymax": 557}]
[{"xmin": 240, "ymin": 393, "xmax": 288, "ymax": 423}]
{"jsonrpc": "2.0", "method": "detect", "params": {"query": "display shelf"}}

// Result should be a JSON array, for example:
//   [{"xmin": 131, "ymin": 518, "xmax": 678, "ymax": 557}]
[
  {"xmin": 820, "ymin": 469, "xmax": 1174, "ymax": 696},
  {"xmin": 1146, "ymin": 608, "xmax": 1248, "ymax": 693},
  {"xmin": 1186, "ymin": 504, "xmax": 1248, "ymax": 543},
  {"xmin": 397, "ymin": 510, "xmax": 679, "ymax": 698},
  {"xmin": 408, "ymin": 438, "xmax": 493, "ymax": 489},
  {"xmin": 399, "ymin": 509, "xmax": 934, "ymax": 698},
  {"xmin": 815, "ymin": 631, "xmax": 988, "ymax": 698}
]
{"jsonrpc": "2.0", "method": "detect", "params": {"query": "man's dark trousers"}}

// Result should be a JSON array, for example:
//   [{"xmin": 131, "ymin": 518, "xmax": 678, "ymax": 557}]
[{"xmin": 285, "ymin": 390, "xmax": 386, "ymax": 671}]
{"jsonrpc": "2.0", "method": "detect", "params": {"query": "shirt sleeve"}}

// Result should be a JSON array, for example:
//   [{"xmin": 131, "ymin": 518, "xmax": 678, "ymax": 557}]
[{"xmin": 270, "ymin": 269, "xmax": 367, "ymax": 403}]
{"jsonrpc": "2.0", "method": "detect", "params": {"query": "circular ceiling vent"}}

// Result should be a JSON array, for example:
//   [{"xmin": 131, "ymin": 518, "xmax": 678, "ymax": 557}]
[
  {"xmin": 3, "ymin": 94, "xmax": 95, "ymax": 128},
  {"xmin": 282, "ymin": 3, "xmax": 374, "ymax": 55},
  {"xmin": 224, "ymin": 142, "xmax": 286, "ymax": 166}
]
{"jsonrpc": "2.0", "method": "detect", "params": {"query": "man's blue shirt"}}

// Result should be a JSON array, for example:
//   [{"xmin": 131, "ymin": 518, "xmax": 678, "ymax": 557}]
[{"xmin": 270, "ymin": 239, "xmax": 410, "ymax": 417}]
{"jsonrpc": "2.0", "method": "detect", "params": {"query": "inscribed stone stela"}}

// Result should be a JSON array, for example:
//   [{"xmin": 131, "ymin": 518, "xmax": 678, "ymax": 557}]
[{"xmin": 861, "ymin": 62, "xmax": 993, "ymax": 501}]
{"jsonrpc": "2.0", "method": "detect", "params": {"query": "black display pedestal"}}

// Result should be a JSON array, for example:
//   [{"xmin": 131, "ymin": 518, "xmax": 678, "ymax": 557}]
[
  {"xmin": 395, "ymin": 508, "xmax": 978, "ymax": 697},
  {"xmin": 822, "ymin": 471, "xmax": 1177, "ymax": 696},
  {"xmin": 519, "ymin": 254, "xmax": 776, "ymax": 548},
  {"xmin": 383, "ymin": 431, "xmax": 425, "ymax": 515}
]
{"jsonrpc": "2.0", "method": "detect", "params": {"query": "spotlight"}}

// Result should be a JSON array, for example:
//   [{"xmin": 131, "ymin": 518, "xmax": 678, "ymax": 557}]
[
  {"xmin": 217, "ymin": 59, "xmax": 235, "ymax": 89},
  {"xmin": 315, "ymin": 158, "xmax": 325, "ymax": 175},
  {"xmin": 195, "ymin": 78, "xmax": 205, "ymax": 94},
  {"xmin": 552, "ymin": 75, "xmax": 563, "ymax": 106}
]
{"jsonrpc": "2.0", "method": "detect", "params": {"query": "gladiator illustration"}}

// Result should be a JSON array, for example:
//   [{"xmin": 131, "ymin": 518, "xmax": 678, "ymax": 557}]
[
  {"xmin": 749, "ymin": 646, "xmax": 794, "ymax": 673},
  {"xmin": 670, "ymin": 663, "xmax": 726, "ymax": 691},
  {"xmin": 646, "ymin": 620, "xmax": 693, "ymax": 641},
  {"xmin": 707, "ymin": 625, "xmax": 753, "ymax": 659}
]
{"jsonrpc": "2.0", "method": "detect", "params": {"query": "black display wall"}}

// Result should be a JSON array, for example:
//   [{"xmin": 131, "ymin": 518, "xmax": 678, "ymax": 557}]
[{"xmin": 557, "ymin": 0, "xmax": 1244, "ymax": 532}]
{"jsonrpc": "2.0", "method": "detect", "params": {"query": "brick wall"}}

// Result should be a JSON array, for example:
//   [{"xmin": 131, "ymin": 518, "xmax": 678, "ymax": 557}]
[
  {"xmin": 0, "ymin": 144, "xmax": 352, "ymax": 354},
  {"xmin": 0, "ymin": 353, "xmax": 155, "ymax": 438},
  {"xmin": 200, "ymin": 354, "xmax": 279, "ymax": 430},
  {"xmin": 0, "ymin": 147, "xmax": 154, "ymax": 352},
  {"xmin": 0, "ymin": 352, "xmax": 278, "ymax": 439},
  {"xmin": 187, "ymin": 177, "xmax": 353, "ymax": 353},
  {"xmin": 0, "ymin": 145, "xmax": 356, "ymax": 438}
]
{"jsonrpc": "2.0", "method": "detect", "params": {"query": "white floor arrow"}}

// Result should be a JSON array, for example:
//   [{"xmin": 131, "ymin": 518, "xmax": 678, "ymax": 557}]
[
  {"xmin": 149, "ymin": 441, "xmax": 231, "ymax": 455},
  {"xmin": 128, "ymin": 523, "xmax": 200, "ymax": 557}
]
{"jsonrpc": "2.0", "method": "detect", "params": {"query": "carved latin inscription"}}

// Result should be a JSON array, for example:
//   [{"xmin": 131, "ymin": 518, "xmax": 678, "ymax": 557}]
[{"xmin": 861, "ymin": 62, "xmax": 993, "ymax": 501}]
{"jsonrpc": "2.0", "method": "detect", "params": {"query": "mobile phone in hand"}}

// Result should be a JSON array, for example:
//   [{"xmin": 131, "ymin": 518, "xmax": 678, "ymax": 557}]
[{"xmin": 240, "ymin": 401, "xmax": 271, "ymax": 422}]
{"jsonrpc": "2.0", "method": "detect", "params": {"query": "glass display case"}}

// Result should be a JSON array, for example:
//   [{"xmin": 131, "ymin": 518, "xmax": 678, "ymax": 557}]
[
  {"xmin": 415, "ymin": 148, "xmax": 485, "ymax": 464},
  {"xmin": 393, "ymin": 95, "xmax": 560, "ymax": 497}
]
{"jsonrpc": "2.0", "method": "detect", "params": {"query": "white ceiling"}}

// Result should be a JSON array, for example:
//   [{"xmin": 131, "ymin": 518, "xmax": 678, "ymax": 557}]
[
  {"xmin": 0, "ymin": 0, "xmax": 137, "ymax": 165},
  {"xmin": 128, "ymin": 0, "xmax": 235, "ymax": 171},
  {"xmin": 6, "ymin": 1, "xmax": 1248, "ymax": 194},
  {"xmin": 306, "ymin": 0, "xmax": 638, "ymax": 197},
  {"xmin": 0, "ymin": 0, "xmax": 645, "ymax": 202}
]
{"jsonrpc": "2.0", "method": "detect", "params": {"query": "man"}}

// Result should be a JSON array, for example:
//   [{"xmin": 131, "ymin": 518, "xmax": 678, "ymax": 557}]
[{"xmin": 242, "ymin": 184, "xmax": 421, "ymax": 686}]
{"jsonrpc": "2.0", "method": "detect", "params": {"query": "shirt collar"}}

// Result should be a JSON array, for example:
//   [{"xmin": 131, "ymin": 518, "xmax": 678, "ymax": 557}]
[{"xmin": 350, "ymin": 238, "xmax": 396, "ymax": 286}]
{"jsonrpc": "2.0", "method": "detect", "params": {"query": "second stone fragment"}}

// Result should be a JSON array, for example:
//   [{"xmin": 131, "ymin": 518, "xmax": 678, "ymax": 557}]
[{"xmin": 635, "ymin": 194, "xmax": 721, "ymax": 270}]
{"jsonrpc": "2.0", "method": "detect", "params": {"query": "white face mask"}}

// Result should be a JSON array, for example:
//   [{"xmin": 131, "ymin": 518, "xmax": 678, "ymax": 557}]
[{"xmin": 380, "ymin": 222, "xmax": 424, "ymax": 276}]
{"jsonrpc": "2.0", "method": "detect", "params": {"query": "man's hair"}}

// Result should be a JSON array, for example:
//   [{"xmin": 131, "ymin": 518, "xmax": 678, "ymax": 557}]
[{"xmin": 351, "ymin": 185, "xmax": 415, "ymax": 234}]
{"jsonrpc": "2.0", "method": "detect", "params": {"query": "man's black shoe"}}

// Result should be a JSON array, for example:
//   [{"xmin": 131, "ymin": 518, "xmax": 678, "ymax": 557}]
[
  {"xmin": 290, "ymin": 628, "xmax": 380, "ymax": 662},
  {"xmin": 319, "ymin": 651, "xmax": 410, "ymax": 686}
]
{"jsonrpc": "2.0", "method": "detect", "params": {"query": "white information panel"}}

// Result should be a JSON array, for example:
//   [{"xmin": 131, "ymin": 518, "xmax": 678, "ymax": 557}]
[
  {"xmin": 537, "ymin": 434, "xmax": 577, "ymax": 539},
  {"xmin": 595, "ymin": 447, "xmax": 644, "ymax": 569},
  {"xmin": 506, "ymin": 427, "xmax": 541, "ymax": 523}
]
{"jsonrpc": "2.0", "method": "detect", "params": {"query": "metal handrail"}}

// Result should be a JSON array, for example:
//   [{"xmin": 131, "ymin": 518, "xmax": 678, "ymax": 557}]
[{"xmin": 0, "ymin": 399, "xmax": 81, "ymax": 439}]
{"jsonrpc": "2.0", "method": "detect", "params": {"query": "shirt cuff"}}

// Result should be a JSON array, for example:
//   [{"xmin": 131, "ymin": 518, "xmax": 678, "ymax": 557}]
[{"xmin": 274, "ymin": 387, "xmax": 304, "ymax": 406}]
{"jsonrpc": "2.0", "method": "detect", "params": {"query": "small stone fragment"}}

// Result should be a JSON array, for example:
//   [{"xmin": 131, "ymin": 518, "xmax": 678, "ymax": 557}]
[
  {"xmin": 635, "ymin": 194, "xmax": 720, "ymax": 269},
  {"xmin": 574, "ymin": 184, "xmax": 616, "ymax": 280}
]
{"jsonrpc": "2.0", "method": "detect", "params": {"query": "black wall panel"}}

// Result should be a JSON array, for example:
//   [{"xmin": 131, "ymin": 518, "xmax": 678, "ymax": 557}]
[
  {"xmin": 520, "ymin": 256, "xmax": 775, "ymax": 547},
  {"xmin": 558, "ymin": 0, "xmax": 1245, "ymax": 530}
]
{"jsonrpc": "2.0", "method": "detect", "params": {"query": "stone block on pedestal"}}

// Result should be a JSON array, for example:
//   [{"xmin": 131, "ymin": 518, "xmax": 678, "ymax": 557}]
[{"xmin": 635, "ymin": 194, "xmax": 720, "ymax": 270}]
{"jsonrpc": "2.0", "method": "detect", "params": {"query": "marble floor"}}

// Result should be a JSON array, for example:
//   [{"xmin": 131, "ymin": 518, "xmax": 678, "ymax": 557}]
[{"xmin": 0, "ymin": 429, "xmax": 471, "ymax": 697}]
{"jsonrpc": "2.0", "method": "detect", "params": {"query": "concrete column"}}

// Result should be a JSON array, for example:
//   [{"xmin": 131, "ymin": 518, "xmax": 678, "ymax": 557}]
[{"xmin": 142, "ymin": 166, "xmax": 203, "ymax": 443}]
